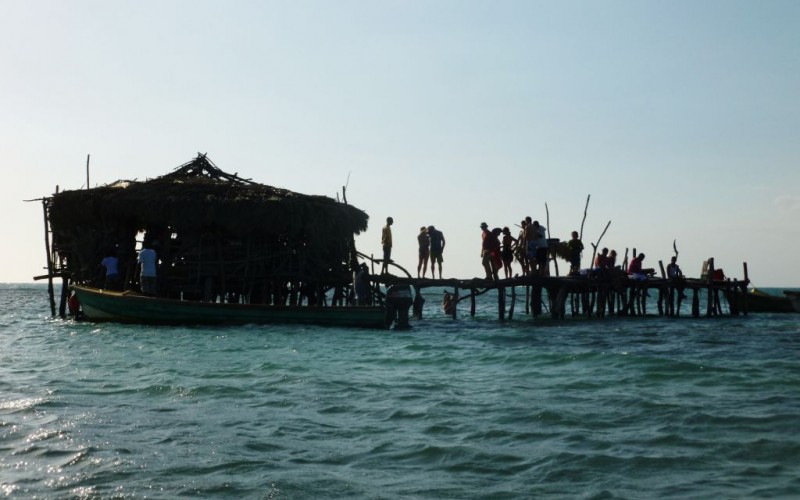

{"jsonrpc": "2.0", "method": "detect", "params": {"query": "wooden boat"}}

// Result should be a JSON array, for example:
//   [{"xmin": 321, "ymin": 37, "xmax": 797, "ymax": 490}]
[
  {"xmin": 72, "ymin": 286, "xmax": 389, "ymax": 328},
  {"xmin": 783, "ymin": 291, "xmax": 800, "ymax": 312},
  {"xmin": 726, "ymin": 287, "xmax": 796, "ymax": 313}
]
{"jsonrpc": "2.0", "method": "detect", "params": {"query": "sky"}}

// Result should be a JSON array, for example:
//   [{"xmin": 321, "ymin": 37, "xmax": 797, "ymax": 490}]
[{"xmin": 2, "ymin": 0, "xmax": 798, "ymax": 286}]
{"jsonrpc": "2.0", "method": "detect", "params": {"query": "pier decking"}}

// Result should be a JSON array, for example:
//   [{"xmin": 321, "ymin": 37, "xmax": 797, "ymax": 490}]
[{"xmin": 375, "ymin": 258, "xmax": 750, "ymax": 322}]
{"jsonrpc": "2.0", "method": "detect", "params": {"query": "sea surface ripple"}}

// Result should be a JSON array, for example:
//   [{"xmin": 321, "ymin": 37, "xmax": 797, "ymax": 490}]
[{"xmin": 2, "ymin": 284, "xmax": 800, "ymax": 499}]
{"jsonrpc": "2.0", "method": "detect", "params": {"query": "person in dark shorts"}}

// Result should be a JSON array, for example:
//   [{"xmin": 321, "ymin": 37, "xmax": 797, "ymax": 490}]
[{"xmin": 427, "ymin": 225, "xmax": 445, "ymax": 279}]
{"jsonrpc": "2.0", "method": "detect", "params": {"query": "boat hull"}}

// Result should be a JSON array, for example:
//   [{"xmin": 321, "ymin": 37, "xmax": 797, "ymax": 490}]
[
  {"xmin": 726, "ymin": 288, "xmax": 796, "ymax": 313},
  {"xmin": 72, "ymin": 286, "xmax": 388, "ymax": 328},
  {"xmin": 783, "ymin": 291, "xmax": 800, "ymax": 313}
]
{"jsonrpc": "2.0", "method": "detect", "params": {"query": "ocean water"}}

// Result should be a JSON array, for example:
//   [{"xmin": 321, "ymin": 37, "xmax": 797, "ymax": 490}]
[{"xmin": 2, "ymin": 283, "xmax": 800, "ymax": 499}]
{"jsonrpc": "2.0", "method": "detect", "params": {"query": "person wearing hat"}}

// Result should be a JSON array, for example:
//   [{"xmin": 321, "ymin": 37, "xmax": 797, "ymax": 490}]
[
  {"xmin": 417, "ymin": 226, "xmax": 430, "ymax": 278},
  {"xmin": 428, "ymin": 225, "xmax": 445, "ymax": 279}
]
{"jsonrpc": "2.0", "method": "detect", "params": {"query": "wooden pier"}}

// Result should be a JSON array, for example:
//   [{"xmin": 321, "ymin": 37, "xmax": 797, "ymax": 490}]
[{"xmin": 375, "ymin": 258, "xmax": 751, "ymax": 322}]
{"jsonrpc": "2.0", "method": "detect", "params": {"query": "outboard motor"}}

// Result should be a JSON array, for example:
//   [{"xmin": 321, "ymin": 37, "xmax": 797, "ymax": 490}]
[{"xmin": 385, "ymin": 284, "xmax": 413, "ymax": 330}]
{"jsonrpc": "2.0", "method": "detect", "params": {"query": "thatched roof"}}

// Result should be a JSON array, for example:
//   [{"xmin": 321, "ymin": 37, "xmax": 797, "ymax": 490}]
[{"xmin": 48, "ymin": 154, "xmax": 369, "ymax": 241}]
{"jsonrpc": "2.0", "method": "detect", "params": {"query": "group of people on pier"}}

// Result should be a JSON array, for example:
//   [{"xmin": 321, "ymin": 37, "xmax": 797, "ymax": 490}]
[
  {"xmin": 381, "ymin": 214, "xmax": 685, "ymax": 284},
  {"xmin": 381, "ymin": 216, "xmax": 447, "ymax": 279},
  {"xmin": 479, "ymin": 217, "xmax": 583, "ymax": 281}
]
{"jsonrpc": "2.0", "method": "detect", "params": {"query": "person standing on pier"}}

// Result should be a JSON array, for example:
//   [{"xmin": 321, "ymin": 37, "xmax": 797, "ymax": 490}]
[
  {"xmin": 417, "ymin": 226, "xmax": 430, "ymax": 278},
  {"xmin": 529, "ymin": 221, "xmax": 549, "ymax": 275},
  {"xmin": 501, "ymin": 227, "xmax": 516, "ymax": 278},
  {"xmin": 428, "ymin": 225, "xmax": 445, "ymax": 279},
  {"xmin": 480, "ymin": 222, "xmax": 494, "ymax": 279},
  {"xmin": 523, "ymin": 216, "xmax": 537, "ymax": 275},
  {"xmin": 381, "ymin": 216, "xmax": 393, "ymax": 274},
  {"xmin": 567, "ymin": 231, "xmax": 584, "ymax": 275},
  {"xmin": 516, "ymin": 220, "xmax": 529, "ymax": 275}
]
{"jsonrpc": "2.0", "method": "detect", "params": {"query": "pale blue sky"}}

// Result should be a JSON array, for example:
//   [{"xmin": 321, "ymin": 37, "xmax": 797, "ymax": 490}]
[{"xmin": 2, "ymin": 1, "xmax": 798, "ymax": 285}]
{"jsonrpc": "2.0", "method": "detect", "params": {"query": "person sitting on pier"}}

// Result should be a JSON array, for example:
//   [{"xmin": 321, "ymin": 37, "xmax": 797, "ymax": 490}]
[
  {"xmin": 417, "ymin": 226, "xmax": 430, "ymax": 278},
  {"xmin": 608, "ymin": 249, "xmax": 618, "ymax": 269},
  {"xmin": 428, "ymin": 225, "xmax": 445, "ymax": 279},
  {"xmin": 595, "ymin": 247, "xmax": 610, "ymax": 269},
  {"xmin": 667, "ymin": 256, "xmax": 683, "ymax": 279},
  {"xmin": 381, "ymin": 216, "xmax": 393, "ymax": 275},
  {"xmin": 627, "ymin": 253, "xmax": 655, "ymax": 281},
  {"xmin": 567, "ymin": 231, "xmax": 584, "ymax": 275},
  {"xmin": 501, "ymin": 227, "xmax": 516, "ymax": 279},
  {"xmin": 666, "ymin": 256, "xmax": 688, "ymax": 299}
]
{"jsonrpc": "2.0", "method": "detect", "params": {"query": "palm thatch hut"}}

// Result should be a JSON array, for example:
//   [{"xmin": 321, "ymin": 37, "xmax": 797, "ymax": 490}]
[{"xmin": 42, "ymin": 154, "xmax": 369, "ymax": 311}]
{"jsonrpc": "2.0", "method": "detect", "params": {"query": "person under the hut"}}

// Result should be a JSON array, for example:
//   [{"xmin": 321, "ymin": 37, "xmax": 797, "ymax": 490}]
[
  {"xmin": 137, "ymin": 240, "xmax": 159, "ymax": 296},
  {"xmin": 100, "ymin": 247, "xmax": 122, "ymax": 290}
]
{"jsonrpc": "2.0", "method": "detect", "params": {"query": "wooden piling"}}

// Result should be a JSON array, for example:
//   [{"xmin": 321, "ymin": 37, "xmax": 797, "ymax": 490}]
[{"xmin": 498, "ymin": 287, "xmax": 506, "ymax": 321}]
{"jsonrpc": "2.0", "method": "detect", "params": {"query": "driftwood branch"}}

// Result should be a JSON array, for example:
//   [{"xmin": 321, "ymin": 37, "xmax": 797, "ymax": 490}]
[
  {"xmin": 579, "ymin": 194, "xmax": 590, "ymax": 241},
  {"xmin": 589, "ymin": 220, "xmax": 611, "ymax": 269}
]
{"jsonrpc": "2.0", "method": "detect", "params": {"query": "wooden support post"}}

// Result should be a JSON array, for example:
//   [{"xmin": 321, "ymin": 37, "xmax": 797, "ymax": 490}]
[
  {"xmin": 525, "ymin": 286, "xmax": 530, "ymax": 315},
  {"xmin": 553, "ymin": 285, "xmax": 568, "ymax": 319},
  {"xmin": 692, "ymin": 288, "xmax": 700, "ymax": 317},
  {"xmin": 453, "ymin": 287, "xmax": 459, "ymax": 320},
  {"xmin": 657, "ymin": 286, "xmax": 664, "ymax": 316},
  {"xmin": 59, "ymin": 276, "xmax": 69, "ymax": 319},
  {"xmin": 532, "ymin": 285, "xmax": 542, "ymax": 317},
  {"xmin": 412, "ymin": 285, "xmax": 424, "ymax": 319},
  {"xmin": 641, "ymin": 285, "xmax": 647, "ymax": 315},
  {"xmin": 509, "ymin": 286, "xmax": 516, "ymax": 321},
  {"xmin": 706, "ymin": 258, "xmax": 715, "ymax": 317},
  {"xmin": 667, "ymin": 285, "xmax": 674, "ymax": 317},
  {"xmin": 499, "ymin": 286, "xmax": 506, "ymax": 321},
  {"xmin": 658, "ymin": 260, "xmax": 666, "ymax": 279},
  {"xmin": 596, "ymin": 285, "xmax": 606, "ymax": 318},
  {"xmin": 740, "ymin": 281, "xmax": 748, "ymax": 316},
  {"xmin": 42, "ymin": 199, "xmax": 56, "ymax": 317},
  {"xmin": 728, "ymin": 281, "xmax": 738, "ymax": 316},
  {"xmin": 470, "ymin": 287, "xmax": 476, "ymax": 317}
]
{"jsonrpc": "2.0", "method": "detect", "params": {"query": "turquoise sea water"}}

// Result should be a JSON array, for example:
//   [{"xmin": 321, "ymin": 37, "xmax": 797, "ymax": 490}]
[{"xmin": 2, "ymin": 283, "xmax": 800, "ymax": 499}]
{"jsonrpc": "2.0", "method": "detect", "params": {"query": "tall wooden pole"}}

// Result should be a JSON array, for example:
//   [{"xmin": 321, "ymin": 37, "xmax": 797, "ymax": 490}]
[
  {"xmin": 86, "ymin": 154, "xmax": 90, "ymax": 189},
  {"xmin": 42, "ymin": 199, "xmax": 56, "ymax": 316}
]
